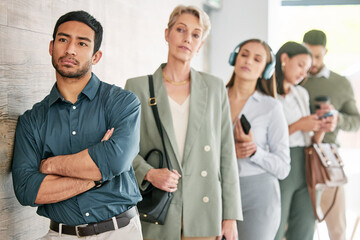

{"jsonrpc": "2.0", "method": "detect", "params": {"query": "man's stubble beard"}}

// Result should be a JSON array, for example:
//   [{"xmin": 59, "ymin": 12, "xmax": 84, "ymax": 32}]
[{"xmin": 52, "ymin": 56, "xmax": 92, "ymax": 79}]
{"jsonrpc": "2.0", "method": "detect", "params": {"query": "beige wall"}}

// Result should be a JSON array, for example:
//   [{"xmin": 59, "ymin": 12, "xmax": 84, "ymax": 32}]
[{"xmin": 0, "ymin": 0, "xmax": 204, "ymax": 239}]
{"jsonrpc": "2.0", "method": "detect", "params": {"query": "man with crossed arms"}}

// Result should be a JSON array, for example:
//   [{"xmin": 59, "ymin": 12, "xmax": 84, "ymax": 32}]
[{"xmin": 12, "ymin": 10, "xmax": 143, "ymax": 239}]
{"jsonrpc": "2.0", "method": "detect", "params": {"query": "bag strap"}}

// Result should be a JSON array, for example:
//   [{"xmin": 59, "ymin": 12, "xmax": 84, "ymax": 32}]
[
  {"xmin": 307, "ymin": 144, "xmax": 339, "ymax": 222},
  {"xmin": 148, "ymin": 75, "xmax": 173, "ymax": 171},
  {"xmin": 308, "ymin": 182, "xmax": 338, "ymax": 222}
]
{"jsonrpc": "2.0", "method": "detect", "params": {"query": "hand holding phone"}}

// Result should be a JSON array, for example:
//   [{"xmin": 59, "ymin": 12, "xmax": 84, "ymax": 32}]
[
  {"xmin": 319, "ymin": 110, "xmax": 338, "ymax": 120},
  {"xmin": 240, "ymin": 114, "xmax": 251, "ymax": 135},
  {"xmin": 314, "ymin": 95, "xmax": 330, "ymax": 110}
]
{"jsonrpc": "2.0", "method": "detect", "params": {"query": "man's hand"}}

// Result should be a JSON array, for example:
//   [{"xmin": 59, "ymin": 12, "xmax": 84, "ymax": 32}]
[
  {"xmin": 101, "ymin": 128, "xmax": 114, "ymax": 142},
  {"xmin": 315, "ymin": 103, "xmax": 338, "ymax": 132},
  {"xmin": 321, "ymin": 115, "xmax": 338, "ymax": 132},
  {"xmin": 216, "ymin": 219, "xmax": 238, "ymax": 240},
  {"xmin": 144, "ymin": 168, "xmax": 181, "ymax": 192},
  {"xmin": 40, "ymin": 128, "xmax": 115, "ymax": 174},
  {"xmin": 316, "ymin": 102, "xmax": 335, "ymax": 118}
]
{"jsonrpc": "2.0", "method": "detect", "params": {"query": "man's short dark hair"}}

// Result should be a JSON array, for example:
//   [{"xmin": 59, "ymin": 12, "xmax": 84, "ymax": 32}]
[
  {"xmin": 303, "ymin": 29, "xmax": 327, "ymax": 47},
  {"xmin": 52, "ymin": 10, "xmax": 103, "ymax": 54}
]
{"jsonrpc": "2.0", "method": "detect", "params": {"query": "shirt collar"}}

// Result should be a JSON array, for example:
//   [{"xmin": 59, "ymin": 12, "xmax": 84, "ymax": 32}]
[
  {"xmin": 82, "ymin": 73, "xmax": 100, "ymax": 101},
  {"xmin": 251, "ymin": 90, "xmax": 263, "ymax": 102},
  {"xmin": 48, "ymin": 73, "xmax": 100, "ymax": 106},
  {"xmin": 309, "ymin": 66, "xmax": 330, "ymax": 79}
]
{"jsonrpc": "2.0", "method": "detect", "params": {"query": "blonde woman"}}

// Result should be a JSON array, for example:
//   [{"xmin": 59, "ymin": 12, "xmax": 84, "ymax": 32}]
[{"xmin": 125, "ymin": 5, "xmax": 242, "ymax": 240}]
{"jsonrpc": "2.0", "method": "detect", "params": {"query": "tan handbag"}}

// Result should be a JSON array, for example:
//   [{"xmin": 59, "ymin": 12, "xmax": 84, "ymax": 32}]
[{"xmin": 305, "ymin": 143, "xmax": 348, "ymax": 222}]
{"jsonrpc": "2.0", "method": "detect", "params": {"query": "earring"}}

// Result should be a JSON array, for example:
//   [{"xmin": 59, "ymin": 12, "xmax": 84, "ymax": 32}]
[{"xmin": 281, "ymin": 62, "xmax": 286, "ymax": 71}]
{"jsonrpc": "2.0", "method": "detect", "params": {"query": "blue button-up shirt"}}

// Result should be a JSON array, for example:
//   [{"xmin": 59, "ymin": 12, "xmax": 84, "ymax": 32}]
[{"xmin": 12, "ymin": 73, "xmax": 142, "ymax": 226}]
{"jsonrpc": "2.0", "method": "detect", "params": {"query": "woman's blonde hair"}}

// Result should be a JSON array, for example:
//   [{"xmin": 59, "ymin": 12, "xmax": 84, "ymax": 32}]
[{"xmin": 167, "ymin": 5, "xmax": 211, "ymax": 40}]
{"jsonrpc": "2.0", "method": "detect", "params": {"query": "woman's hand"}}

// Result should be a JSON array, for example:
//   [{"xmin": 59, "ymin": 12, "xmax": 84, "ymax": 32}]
[
  {"xmin": 234, "ymin": 117, "xmax": 253, "ymax": 143},
  {"xmin": 234, "ymin": 117, "xmax": 256, "ymax": 158},
  {"xmin": 216, "ymin": 219, "xmax": 238, "ymax": 240},
  {"xmin": 235, "ymin": 141, "xmax": 257, "ymax": 159},
  {"xmin": 144, "ymin": 168, "xmax": 181, "ymax": 192},
  {"xmin": 296, "ymin": 114, "xmax": 322, "ymax": 132}
]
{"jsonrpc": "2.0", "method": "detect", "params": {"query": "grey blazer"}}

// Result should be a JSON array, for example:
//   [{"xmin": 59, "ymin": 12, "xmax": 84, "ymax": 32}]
[{"xmin": 125, "ymin": 64, "xmax": 242, "ymax": 240}]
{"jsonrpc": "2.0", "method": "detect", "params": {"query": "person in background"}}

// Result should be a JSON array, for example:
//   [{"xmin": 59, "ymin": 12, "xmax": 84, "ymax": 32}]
[
  {"xmin": 274, "ymin": 41, "xmax": 325, "ymax": 240},
  {"xmin": 12, "ymin": 10, "xmax": 143, "ymax": 239},
  {"xmin": 302, "ymin": 29, "xmax": 360, "ymax": 240},
  {"xmin": 226, "ymin": 39, "xmax": 290, "ymax": 240},
  {"xmin": 125, "ymin": 5, "xmax": 242, "ymax": 240}
]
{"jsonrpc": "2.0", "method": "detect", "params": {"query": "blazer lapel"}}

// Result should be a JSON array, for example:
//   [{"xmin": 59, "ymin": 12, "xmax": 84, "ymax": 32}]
[
  {"xmin": 183, "ymin": 68, "xmax": 208, "ymax": 162},
  {"xmin": 152, "ymin": 65, "xmax": 182, "ymax": 169},
  {"xmin": 290, "ymin": 85, "xmax": 312, "ymax": 146}
]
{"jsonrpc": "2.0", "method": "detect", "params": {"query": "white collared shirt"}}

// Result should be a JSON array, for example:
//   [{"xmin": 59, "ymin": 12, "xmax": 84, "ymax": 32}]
[
  {"xmin": 234, "ymin": 91, "xmax": 290, "ymax": 180},
  {"xmin": 309, "ymin": 66, "xmax": 330, "ymax": 79}
]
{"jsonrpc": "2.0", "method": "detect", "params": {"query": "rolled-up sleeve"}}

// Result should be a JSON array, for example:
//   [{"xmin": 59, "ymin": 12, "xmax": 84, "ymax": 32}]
[
  {"xmin": 12, "ymin": 116, "xmax": 47, "ymax": 206},
  {"xmin": 250, "ymin": 103, "xmax": 291, "ymax": 180},
  {"xmin": 88, "ymin": 90, "xmax": 141, "ymax": 181}
]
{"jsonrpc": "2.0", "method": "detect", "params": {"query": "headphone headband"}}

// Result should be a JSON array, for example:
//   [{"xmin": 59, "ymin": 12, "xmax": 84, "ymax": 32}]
[{"xmin": 228, "ymin": 40, "xmax": 276, "ymax": 80}]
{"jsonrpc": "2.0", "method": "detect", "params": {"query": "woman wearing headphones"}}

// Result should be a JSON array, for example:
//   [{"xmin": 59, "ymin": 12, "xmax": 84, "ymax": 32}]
[
  {"xmin": 125, "ymin": 5, "xmax": 242, "ymax": 240},
  {"xmin": 227, "ymin": 39, "xmax": 290, "ymax": 240},
  {"xmin": 274, "ymin": 41, "xmax": 324, "ymax": 240}
]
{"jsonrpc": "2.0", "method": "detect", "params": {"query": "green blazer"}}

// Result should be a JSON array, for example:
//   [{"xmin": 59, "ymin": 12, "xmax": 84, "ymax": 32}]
[{"xmin": 125, "ymin": 64, "xmax": 242, "ymax": 240}]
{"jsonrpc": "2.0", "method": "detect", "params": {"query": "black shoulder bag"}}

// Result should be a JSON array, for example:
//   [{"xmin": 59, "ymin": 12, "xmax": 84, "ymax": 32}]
[{"xmin": 137, "ymin": 75, "xmax": 174, "ymax": 225}]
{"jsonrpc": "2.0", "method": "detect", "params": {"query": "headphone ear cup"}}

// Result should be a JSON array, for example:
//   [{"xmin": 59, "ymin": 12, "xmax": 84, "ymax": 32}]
[
  {"xmin": 262, "ymin": 49, "xmax": 276, "ymax": 79},
  {"xmin": 262, "ymin": 61, "xmax": 275, "ymax": 79},
  {"xmin": 228, "ymin": 52, "xmax": 238, "ymax": 66}
]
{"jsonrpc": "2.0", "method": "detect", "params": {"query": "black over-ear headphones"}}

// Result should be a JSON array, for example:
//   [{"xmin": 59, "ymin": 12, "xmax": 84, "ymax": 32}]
[{"xmin": 228, "ymin": 40, "xmax": 276, "ymax": 80}]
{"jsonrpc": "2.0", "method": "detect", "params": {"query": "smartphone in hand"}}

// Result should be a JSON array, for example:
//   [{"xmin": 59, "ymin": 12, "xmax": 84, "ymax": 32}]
[
  {"xmin": 319, "ymin": 110, "xmax": 337, "ymax": 120},
  {"xmin": 240, "ymin": 114, "xmax": 251, "ymax": 135}
]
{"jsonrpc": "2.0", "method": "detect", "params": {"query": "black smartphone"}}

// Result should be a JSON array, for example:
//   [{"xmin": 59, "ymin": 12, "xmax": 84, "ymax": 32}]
[{"xmin": 240, "ymin": 114, "xmax": 251, "ymax": 135}]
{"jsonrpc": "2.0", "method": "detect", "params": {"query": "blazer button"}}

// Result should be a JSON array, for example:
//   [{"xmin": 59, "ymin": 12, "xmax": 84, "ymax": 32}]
[
  {"xmin": 203, "ymin": 196, "xmax": 209, "ymax": 203},
  {"xmin": 204, "ymin": 145, "xmax": 211, "ymax": 152},
  {"xmin": 201, "ymin": 171, "xmax": 208, "ymax": 177}
]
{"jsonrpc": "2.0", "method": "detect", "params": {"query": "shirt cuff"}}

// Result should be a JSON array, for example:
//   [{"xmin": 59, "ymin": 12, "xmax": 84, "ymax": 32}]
[
  {"xmin": 249, "ymin": 146, "xmax": 266, "ymax": 165},
  {"xmin": 136, "ymin": 164, "xmax": 154, "ymax": 191}
]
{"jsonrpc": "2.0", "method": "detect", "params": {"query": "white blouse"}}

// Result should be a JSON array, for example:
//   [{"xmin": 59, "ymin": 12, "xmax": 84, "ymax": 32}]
[
  {"xmin": 233, "ymin": 91, "xmax": 290, "ymax": 180},
  {"xmin": 168, "ymin": 96, "xmax": 190, "ymax": 165},
  {"xmin": 278, "ymin": 85, "xmax": 312, "ymax": 147}
]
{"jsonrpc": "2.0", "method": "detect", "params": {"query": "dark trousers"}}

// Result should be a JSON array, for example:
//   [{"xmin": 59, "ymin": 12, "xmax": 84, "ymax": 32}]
[{"xmin": 275, "ymin": 147, "xmax": 315, "ymax": 240}]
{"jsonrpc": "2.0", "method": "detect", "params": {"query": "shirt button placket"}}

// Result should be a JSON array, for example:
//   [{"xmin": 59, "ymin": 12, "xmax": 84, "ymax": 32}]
[
  {"xmin": 70, "ymin": 104, "xmax": 79, "ymax": 151},
  {"xmin": 71, "ymin": 105, "xmax": 77, "ymax": 136}
]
